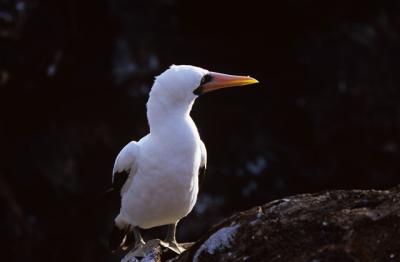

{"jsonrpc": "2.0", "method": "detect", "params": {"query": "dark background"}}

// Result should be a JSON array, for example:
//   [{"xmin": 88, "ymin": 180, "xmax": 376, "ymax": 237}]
[{"xmin": 1, "ymin": 0, "xmax": 400, "ymax": 261}]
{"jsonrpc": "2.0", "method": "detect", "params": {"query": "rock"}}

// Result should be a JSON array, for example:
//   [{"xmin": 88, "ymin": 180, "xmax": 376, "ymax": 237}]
[
  {"xmin": 124, "ymin": 186, "xmax": 400, "ymax": 262},
  {"xmin": 121, "ymin": 246, "xmax": 162, "ymax": 262}
]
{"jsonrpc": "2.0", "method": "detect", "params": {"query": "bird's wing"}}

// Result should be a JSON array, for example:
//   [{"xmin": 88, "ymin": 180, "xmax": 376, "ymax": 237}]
[
  {"xmin": 109, "ymin": 141, "xmax": 139, "ymax": 251},
  {"xmin": 199, "ymin": 140, "xmax": 207, "ymax": 187},
  {"xmin": 112, "ymin": 141, "xmax": 139, "ymax": 195}
]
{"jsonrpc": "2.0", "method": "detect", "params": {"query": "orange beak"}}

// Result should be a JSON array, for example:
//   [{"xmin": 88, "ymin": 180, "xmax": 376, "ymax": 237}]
[{"xmin": 200, "ymin": 71, "xmax": 259, "ymax": 94}]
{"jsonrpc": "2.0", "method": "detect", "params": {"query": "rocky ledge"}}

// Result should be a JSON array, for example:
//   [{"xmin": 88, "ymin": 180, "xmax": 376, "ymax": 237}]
[{"xmin": 122, "ymin": 186, "xmax": 400, "ymax": 262}]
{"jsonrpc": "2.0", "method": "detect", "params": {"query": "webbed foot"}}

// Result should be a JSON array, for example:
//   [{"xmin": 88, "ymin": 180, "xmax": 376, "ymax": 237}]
[
  {"xmin": 159, "ymin": 240, "xmax": 194, "ymax": 254},
  {"xmin": 128, "ymin": 239, "xmax": 162, "ymax": 257}
]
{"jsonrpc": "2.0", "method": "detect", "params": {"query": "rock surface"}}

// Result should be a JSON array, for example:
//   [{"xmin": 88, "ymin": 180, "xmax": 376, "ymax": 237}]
[{"xmin": 124, "ymin": 186, "xmax": 400, "ymax": 262}]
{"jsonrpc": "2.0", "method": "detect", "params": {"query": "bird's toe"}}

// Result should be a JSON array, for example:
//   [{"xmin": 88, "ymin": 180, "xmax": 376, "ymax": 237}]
[
  {"xmin": 160, "ymin": 240, "xmax": 192, "ymax": 254},
  {"xmin": 128, "ymin": 239, "xmax": 161, "ymax": 257}
]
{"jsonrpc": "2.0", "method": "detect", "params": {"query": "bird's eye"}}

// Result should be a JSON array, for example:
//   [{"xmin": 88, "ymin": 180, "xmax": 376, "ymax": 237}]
[
  {"xmin": 200, "ymin": 74, "xmax": 212, "ymax": 85},
  {"xmin": 194, "ymin": 74, "xmax": 213, "ymax": 95}
]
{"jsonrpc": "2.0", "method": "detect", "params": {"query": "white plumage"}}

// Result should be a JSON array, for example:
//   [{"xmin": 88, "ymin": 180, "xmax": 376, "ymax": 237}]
[
  {"xmin": 113, "ymin": 65, "xmax": 207, "ymax": 229},
  {"xmin": 114, "ymin": 123, "xmax": 204, "ymax": 229},
  {"xmin": 109, "ymin": 65, "xmax": 258, "ymax": 254}
]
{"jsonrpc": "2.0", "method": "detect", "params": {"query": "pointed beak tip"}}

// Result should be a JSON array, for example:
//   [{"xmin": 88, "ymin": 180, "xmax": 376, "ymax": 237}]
[
  {"xmin": 252, "ymin": 77, "xmax": 259, "ymax": 84},
  {"xmin": 247, "ymin": 76, "xmax": 259, "ymax": 85}
]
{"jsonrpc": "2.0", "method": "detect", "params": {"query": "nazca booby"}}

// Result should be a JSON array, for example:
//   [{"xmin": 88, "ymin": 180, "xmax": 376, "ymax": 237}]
[{"xmin": 109, "ymin": 65, "xmax": 258, "ymax": 255}]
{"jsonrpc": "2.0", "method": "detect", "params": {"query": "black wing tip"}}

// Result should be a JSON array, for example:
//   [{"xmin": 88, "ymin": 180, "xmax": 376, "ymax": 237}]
[
  {"xmin": 113, "ymin": 170, "xmax": 130, "ymax": 192},
  {"xmin": 103, "ymin": 188, "xmax": 114, "ymax": 196},
  {"xmin": 102, "ymin": 188, "xmax": 120, "ymax": 204}
]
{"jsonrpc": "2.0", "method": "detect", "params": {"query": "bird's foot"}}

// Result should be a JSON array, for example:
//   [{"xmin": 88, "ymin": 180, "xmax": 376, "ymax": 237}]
[
  {"xmin": 125, "ymin": 239, "xmax": 194, "ymax": 257},
  {"xmin": 159, "ymin": 240, "xmax": 194, "ymax": 254},
  {"xmin": 121, "ymin": 240, "xmax": 162, "ymax": 262},
  {"xmin": 127, "ymin": 240, "xmax": 158, "ymax": 258}
]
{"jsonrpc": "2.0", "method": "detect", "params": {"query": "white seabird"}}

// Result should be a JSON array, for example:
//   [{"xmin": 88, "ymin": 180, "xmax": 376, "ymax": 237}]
[{"xmin": 109, "ymin": 65, "xmax": 258, "ymax": 255}]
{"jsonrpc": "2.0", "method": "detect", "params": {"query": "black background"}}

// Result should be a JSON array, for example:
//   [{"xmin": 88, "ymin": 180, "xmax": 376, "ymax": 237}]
[{"xmin": 1, "ymin": 0, "xmax": 400, "ymax": 261}]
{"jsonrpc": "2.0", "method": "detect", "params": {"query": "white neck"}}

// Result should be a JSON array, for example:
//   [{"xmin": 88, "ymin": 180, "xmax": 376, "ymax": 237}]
[{"xmin": 146, "ymin": 90, "xmax": 195, "ymax": 135}]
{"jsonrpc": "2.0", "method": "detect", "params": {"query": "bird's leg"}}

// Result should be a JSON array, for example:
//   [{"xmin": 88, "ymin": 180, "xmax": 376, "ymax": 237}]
[
  {"xmin": 165, "ymin": 222, "xmax": 177, "ymax": 243},
  {"xmin": 133, "ymin": 226, "xmax": 145, "ymax": 247},
  {"xmin": 109, "ymin": 223, "xmax": 130, "ymax": 252},
  {"xmin": 160, "ymin": 222, "xmax": 192, "ymax": 254},
  {"xmin": 126, "ymin": 226, "xmax": 157, "ymax": 257},
  {"xmin": 121, "ymin": 226, "xmax": 146, "ymax": 251}
]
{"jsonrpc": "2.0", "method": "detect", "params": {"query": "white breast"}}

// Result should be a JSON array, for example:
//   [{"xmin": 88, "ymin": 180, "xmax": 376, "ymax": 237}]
[{"xmin": 119, "ymin": 119, "xmax": 202, "ymax": 229}]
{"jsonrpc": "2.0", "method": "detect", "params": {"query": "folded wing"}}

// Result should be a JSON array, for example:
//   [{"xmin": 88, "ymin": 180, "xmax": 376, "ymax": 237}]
[{"xmin": 109, "ymin": 141, "xmax": 139, "ymax": 251}]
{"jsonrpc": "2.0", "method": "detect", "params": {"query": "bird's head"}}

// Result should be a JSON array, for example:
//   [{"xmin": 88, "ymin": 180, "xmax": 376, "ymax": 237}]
[{"xmin": 152, "ymin": 65, "xmax": 258, "ymax": 104}]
